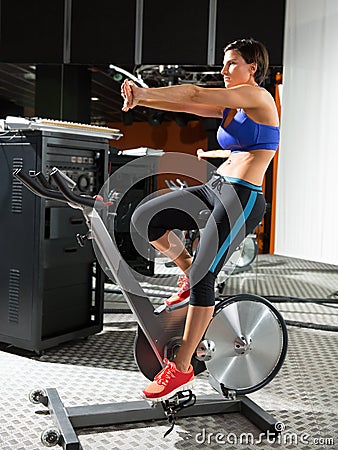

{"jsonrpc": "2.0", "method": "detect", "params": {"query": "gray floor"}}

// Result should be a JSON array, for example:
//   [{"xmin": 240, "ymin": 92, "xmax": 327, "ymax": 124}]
[{"xmin": 1, "ymin": 254, "xmax": 338, "ymax": 450}]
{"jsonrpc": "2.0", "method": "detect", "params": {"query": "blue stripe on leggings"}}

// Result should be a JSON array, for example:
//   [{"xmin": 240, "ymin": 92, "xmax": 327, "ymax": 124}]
[
  {"xmin": 209, "ymin": 190, "xmax": 258, "ymax": 273},
  {"xmin": 223, "ymin": 176, "xmax": 262, "ymax": 192}
]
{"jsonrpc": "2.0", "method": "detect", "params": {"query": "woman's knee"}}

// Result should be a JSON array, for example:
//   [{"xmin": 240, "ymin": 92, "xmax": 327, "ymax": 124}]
[{"xmin": 132, "ymin": 204, "xmax": 166, "ymax": 242}]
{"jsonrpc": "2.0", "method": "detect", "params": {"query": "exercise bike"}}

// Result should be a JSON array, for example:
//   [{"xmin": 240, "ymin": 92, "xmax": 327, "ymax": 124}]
[{"xmin": 14, "ymin": 167, "xmax": 288, "ymax": 449}]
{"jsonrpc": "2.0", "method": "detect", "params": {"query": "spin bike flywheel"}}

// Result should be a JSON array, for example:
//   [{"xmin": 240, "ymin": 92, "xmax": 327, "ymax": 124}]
[{"xmin": 201, "ymin": 293, "xmax": 288, "ymax": 395}]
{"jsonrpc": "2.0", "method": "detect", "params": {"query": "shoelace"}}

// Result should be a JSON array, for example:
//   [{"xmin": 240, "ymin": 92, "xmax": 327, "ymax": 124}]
[
  {"xmin": 211, "ymin": 174, "xmax": 226, "ymax": 193},
  {"xmin": 155, "ymin": 359, "xmax": 177, "ymax": 386}
]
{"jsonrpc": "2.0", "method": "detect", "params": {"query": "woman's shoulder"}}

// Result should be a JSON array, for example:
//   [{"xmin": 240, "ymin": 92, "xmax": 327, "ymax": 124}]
[{"xmin": 241, "ymin": 87, "xmax": 279, "ymax": 126}]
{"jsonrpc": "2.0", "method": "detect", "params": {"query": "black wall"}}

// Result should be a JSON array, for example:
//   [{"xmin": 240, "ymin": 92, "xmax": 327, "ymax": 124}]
[
  {"xmin": 70, "ymin": 0, "xmax": 136, "ymax": 65},
  {"xmin": 215, "ymin": 0, "xmax": 286, "ymax": 66},
  {"xmin": 142, "ymin": 0, "xmax": 209, "ymax": 65},
  {"xmin": 0, "ymin": 0, "xmax": 65, "ymax": 63},
  {"xmin": 0, "ymin": 0, "xmax": 286, "ymax": 66}
]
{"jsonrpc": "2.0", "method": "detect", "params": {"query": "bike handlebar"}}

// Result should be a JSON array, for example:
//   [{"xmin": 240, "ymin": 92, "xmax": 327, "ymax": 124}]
[{"xmin": 13, "ymin": 167, "xmax": 105, "ymax": 209}]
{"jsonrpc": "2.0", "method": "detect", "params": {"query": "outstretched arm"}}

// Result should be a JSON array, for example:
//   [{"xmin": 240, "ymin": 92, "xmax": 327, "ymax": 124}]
[
  {"xmin": 121, "ymin": 79, "xmax": 267, "ymax": 112},
  {"xmin": 121, "ymin": 81, "xmax": 223, "ymax": 118},
  {"xmin": 135, "ymin": 99, "xmax": 223, "ymax": 118}
]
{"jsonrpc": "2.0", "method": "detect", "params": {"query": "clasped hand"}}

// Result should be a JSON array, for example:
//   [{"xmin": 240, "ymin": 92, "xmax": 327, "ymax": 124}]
[{"xmin": 121, "ymin": 80, "xmax": 138, "ymax": 112}]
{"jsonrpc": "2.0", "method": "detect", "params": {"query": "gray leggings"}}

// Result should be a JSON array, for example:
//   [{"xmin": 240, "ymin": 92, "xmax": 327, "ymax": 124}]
[{"xmin": 131, "ymin": 174, "xmax": 266, "ymax": 306}]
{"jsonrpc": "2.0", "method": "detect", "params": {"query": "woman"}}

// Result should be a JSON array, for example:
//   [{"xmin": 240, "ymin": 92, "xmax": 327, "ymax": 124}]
[{"xmin": 121, "ymin": 38, "xmax": 280, "ymax": 401}]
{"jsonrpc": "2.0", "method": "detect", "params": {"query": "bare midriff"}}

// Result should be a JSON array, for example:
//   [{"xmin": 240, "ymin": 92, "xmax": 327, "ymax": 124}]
[{"xmin": 216, "ymin": 149, "xmax": 276, "ymax": 186}]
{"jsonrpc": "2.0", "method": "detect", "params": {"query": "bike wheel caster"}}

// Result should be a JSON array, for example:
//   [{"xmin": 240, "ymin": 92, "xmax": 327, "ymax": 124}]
[
  {"xmin": 40, "ymin": 428, "xmax": 61, "ymax": 447},
  {"xmin": 29, "ymin": 388, "xmax": 47, "ymax": 404}
]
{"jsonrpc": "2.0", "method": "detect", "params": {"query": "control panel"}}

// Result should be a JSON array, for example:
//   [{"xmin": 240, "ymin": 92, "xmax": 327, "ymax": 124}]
[{"xmin": 45, "ymin": 148, "xmax": 103, "ymax": 195}]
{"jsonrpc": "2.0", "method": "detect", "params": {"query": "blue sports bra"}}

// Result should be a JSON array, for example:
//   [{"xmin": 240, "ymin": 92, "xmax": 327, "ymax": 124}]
[{"xmin": 217, "ymin": 108, "xmax": 280, "ymax": 152}]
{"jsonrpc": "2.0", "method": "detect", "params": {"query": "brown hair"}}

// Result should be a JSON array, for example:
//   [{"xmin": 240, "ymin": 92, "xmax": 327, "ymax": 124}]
[{"xmin": 224, "ymin": 38, "xmax": 269, "ymax": 85}]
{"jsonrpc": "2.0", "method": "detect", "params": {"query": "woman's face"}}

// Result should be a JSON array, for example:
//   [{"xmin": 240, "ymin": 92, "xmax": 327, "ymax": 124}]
[{"xmin": 221, "ymin": 49, "xmax": 256, "ymax": 88}]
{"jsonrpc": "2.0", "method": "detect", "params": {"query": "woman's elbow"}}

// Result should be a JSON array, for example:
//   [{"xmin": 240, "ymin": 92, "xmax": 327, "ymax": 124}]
[
  {"xmin": 188, "ymin": 84, "xmax": 200, "ymax": 103},
  {"xmin": 178, "ymin": 84, "xmax": 199, "ymax": 103}
]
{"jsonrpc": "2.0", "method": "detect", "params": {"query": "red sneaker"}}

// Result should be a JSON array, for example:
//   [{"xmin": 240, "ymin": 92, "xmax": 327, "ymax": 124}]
[
  {"xmin": 142, "ymin": 358, "xmax": 194, "ymax": 402},
  {"xmin": 165, "ymin": 275, "xmax": 190, "ymax": 306}
]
